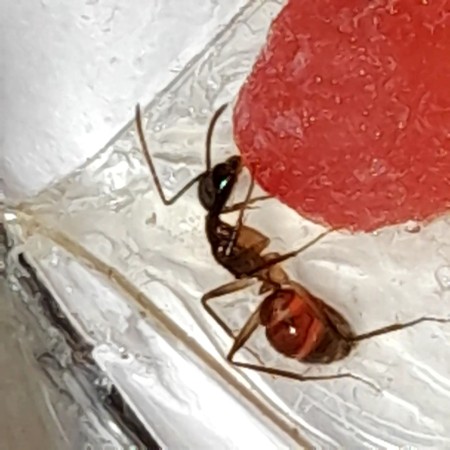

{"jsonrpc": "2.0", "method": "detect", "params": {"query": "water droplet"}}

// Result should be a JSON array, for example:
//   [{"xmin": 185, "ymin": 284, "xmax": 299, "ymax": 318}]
[
  {"xmin": 65, "ymin": 286, "xmax": 73, "ymax": 294},
  {"xmin": 334, "ymin": 95, "xmax": 342, "ymax": 104},
  {"xmin": 49, "ymin": 252, "xmax": 59, "ymax": 267},
  {"xmin": 436, "ymin": 265, "xmax": 450, "ymax": 290},
  {"xmin": 207, "ymin": 78, "xmax": 218, "ymax": 90},
  {"xmin": 338, "ymin": 24, "xmax": 352, "ymax": 34},
  {"xmin": 362, "ymin": 110, "xmax": 369, "ymax": 117},
  {"xmin": 374, "ymin": 130, "xmax": 382, "ymax": 140},
  {"xmin": 364, "ymin": 84, "xmax": 376, "ymax": 92},
  {"xmin": 370, "ymin": 158, "xmax": 387, "ymax": 176},
  {"xmin": 388, "ymin": 3, "xmax": 399, "ymax": 14},
  {"xmin": 404, "ymin": 220, "xmax": 421, "ymax": 233},
  {"xmin": 359, "ymin": 69, "xmax": 366, "ymax": 76},
  {"xmin": 119, "ymin": 347, "xmax": 130, "ymax": 359},
  {"xmin": 179, "ymin": 220, "xmax": 191, "ymax": 232},
  {"xmin": 360, "ymin": 123, "xmax": 367, "ymax": 132},
  {"xmin": 315, "ymin": 75, "xmax": 322, "ymax": 83}
]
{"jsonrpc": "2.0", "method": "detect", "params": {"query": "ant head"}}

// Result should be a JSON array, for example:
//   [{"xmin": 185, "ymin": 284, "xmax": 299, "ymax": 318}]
[{"xmin": 198, "ymin": 156, "xmax": 242, "ymax": 212}]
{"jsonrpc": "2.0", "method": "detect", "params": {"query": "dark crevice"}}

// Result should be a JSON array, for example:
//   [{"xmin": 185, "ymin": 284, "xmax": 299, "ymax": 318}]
[{"xmin": 14, "ymin": 252, "xmax": 161, "ymax": 450}]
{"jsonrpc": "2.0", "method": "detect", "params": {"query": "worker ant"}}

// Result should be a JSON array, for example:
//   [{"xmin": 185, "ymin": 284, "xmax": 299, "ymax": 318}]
[{"xmin": 135, "ymin": 103, "xmax": 450, "ymax": 388}]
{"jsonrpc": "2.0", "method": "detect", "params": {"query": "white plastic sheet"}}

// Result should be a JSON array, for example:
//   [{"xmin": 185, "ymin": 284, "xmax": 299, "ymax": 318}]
[{"xmin": 9, "ymin": 0, "xmax": 450, "ymax": 447}]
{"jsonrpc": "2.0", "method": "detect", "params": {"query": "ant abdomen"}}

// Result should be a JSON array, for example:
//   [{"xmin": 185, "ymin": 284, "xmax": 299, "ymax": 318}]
[{"xmin": 259, "ymin": 288, "xmax": 353, "ymax": 364}]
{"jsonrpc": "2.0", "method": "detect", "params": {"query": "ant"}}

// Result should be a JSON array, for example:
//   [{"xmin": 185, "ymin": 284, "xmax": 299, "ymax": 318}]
[
  {"xmin": 199, "ymin": 177, "xmax": 450, "ymax": 387},
  {"xmin": 135, "ymin": 103, "xmax": 450, "ymax": 388}
]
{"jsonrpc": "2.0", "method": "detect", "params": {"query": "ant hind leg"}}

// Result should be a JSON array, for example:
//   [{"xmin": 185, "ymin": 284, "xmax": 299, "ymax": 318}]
[
  {"xmin": 229, "ymin": 359, "xmax": 379, "ymax": 390},
  {"xmin": 352, "ymin": 316, "xmax": 450, "ymax": 342}
]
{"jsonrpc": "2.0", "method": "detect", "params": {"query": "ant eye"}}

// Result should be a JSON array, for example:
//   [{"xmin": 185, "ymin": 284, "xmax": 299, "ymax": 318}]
[
  {"xmin": 213, "ymin": 163, "xmax": 232, "ymax": 191},
  {"xmin": 219, "ymin": 178, "xmax": 229, "ymax": 190}
]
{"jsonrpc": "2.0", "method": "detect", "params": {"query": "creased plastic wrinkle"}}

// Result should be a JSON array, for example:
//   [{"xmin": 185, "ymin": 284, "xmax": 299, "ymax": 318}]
[{"xmin": 10, "ymin": 0, "xmax": 450, "ymax": 448}]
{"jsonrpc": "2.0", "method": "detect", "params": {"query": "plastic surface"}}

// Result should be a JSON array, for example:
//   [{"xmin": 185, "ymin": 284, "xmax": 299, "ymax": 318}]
[
  {"xmin": 2, "ymin": 241, "xmax": 139, "ymax": 449},
  {"xmin": 12, "ymin": 237, "xmax": 290, "ymax": 449},
  {"xmin": 9, "ymin": 0, "xmax": 450, "ymax": 447},
  {"xmin": 2, "ymin": 0, "xmax": 247, "ymax": 199}
]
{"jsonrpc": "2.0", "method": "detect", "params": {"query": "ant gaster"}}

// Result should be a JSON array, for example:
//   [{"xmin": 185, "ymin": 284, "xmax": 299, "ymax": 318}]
[{"xmin": 135, "ymin": 103, "xmax": 450, "ymax": 388}]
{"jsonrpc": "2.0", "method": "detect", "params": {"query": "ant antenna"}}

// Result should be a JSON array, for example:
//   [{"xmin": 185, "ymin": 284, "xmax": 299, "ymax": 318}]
[
  {"xmin": 135, "ymin": 102, "xmax": 230, "ymax": 205},
  {"xmin": 135, "ymin": 103, "xmax": 202, "ymax": 205},
  {"xmin": 205, "ymin": 103, "xmax": 228, "ymax": 171}
]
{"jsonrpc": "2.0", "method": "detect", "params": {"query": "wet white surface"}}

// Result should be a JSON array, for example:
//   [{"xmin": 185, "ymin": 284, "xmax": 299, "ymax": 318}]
[
  {"xmin": 6, "ymin": 0, "xmax": 450, "ymax": 447},
  {"xmin": 2, "ymin": 0, "xmax": 248, "ymax": 199}
]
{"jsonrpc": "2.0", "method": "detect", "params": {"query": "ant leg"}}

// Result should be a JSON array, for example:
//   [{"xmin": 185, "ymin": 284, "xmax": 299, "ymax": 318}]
[
  {"xmin": 135, "ymin": 104, "xmax": 203, "ymax": 205},
  {"xmin": 225, "ymin": 177, "xmax": 256, "ymax": 255},
  {"xmin": 226, "ymin": 301, "xmax": 262, "ymax": 360},
  {"xmin": 230, "ymin": 360, "xmax": 378, "ymax": 390},
  {"xmin": 202, "ymin": 278, "xmax": 256, "ymax": 339},
  {"xmin": 221, "ymin": 195, "xmax": 271, "ymax": 214},
  {"xmin": 202, "ymin": 278, "xmax": 267, "ymax": 364},
  {"xmin": 352, "ymin": 316, "xmax": 450, "ymax": 342},
  {"xmin": 246, "ymin": 228, "xmax": 336, "ymax": 277},
  {"xmin": 224, "ymin": 302, "xmax": 378, "ymax": 390},
  {"xmin": 234, "ymin": 178, "xmax": 255, "ymax": 236}
]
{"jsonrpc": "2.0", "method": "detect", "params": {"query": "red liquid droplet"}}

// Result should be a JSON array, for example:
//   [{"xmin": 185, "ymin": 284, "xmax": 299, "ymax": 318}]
[{"xmin": 233, "ymin": 0, "xmax": 450, "ymax": 231}]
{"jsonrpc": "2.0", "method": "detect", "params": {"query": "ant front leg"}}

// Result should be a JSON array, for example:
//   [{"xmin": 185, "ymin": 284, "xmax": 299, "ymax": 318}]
[
  {"xmin": 225, "ymin": 177, "xmax": 259, "ymax": 256},
  {"xmin": 221, "ymin": 195, "xmax": 271, "ymax": 214}
]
